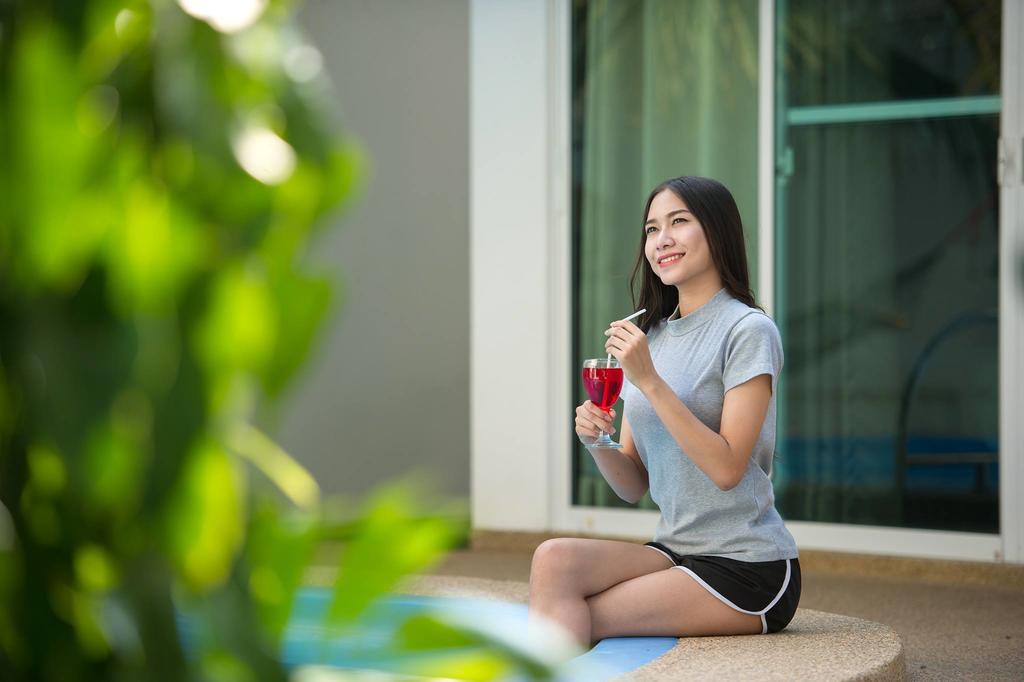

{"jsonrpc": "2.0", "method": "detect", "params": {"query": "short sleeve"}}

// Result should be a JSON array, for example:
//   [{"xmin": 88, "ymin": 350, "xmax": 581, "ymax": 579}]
[{"xmin": 722, "ymin": 312, "xmax": 784, "ymax": 394}]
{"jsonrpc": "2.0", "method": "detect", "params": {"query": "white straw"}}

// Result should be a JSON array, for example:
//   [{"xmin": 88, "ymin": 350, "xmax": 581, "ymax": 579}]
[
  {"xmin": 607, "ymin": 309, "xmax": 647, "ymax": 362},
  {"xmin": 622, "ymin": 309, "xmax": 646, "ymax": 323}
]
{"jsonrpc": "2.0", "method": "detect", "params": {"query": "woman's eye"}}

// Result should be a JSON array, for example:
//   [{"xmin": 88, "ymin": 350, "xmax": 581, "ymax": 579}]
[
  {"xmin": 645, "ymin": 226, "xmax": 657, "ymax": 234},
  {"xmin": 672, "ymin": 217, "xmax": 685, "ymax": 224}
]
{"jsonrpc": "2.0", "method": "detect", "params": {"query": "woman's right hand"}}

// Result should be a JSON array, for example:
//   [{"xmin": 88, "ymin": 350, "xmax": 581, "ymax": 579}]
[{"xmin": 575, "ymin": 400, "xmax": 616, "ymax": 445}]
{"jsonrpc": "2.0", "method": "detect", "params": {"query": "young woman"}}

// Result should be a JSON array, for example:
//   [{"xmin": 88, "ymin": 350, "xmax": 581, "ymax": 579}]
[{"xmin": 529, "ymin": 176, "xmax": 800, "ymax": 648}]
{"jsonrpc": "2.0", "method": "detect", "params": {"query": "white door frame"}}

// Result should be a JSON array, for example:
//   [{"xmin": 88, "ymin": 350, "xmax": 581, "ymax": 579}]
[
  {"xmin": 471, "ymin": 0, "xmax": 1020, "ymax": 563},
  {"xmin": 998, "ymin": 0, "xmax": 1024, "ymax": 564}
]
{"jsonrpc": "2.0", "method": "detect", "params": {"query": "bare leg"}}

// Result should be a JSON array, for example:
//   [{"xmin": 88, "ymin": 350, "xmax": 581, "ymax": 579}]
[
  {"xmin": 528, "ymin": 538, "xmax": 672, "ymax": 647},
  {"xmin": 588, "ymin": 567, "xmax": 763, "ymax": 642}
]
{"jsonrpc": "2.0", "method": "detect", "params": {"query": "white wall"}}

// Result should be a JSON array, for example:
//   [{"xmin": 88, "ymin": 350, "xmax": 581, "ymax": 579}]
[
  {"xmin": 278, "ymin": 0, "xmax": 471, "ymax": 499},
  {"xmin": 470, "ymin": 0, "xmax": 568, "ymax": 530}
]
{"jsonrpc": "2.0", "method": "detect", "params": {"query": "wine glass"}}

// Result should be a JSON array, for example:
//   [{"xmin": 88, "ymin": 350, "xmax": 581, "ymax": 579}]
[{"xmin": 582, "ymin": 358, "xmax": 624, "ymax": 449}]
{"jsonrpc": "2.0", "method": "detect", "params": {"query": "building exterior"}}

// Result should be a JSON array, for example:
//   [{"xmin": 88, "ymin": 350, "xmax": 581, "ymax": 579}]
[{"xmin": 471, "ymin": 0, "xmax": 1024, "ymax": 564}]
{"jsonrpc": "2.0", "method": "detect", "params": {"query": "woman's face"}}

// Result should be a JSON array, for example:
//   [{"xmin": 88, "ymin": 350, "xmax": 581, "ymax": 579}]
[{"xmin": 643, "ymin": 189, "xmax": 715, "ymax": 287}]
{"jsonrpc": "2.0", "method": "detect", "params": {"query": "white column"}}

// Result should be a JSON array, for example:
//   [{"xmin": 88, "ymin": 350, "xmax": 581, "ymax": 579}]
[
  {"xmin": 471, "ymin": 0, "xmax": 567, "ymax": 532},
  {"xmin": 999, "ymin": 0, "xmax": 1024, "ymax": 564}
]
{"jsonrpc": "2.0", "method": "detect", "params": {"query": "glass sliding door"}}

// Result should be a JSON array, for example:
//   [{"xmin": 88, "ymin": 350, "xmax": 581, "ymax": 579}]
[
  {"xmin": 571, "ymin": 0, "xmax": 760, "ymax": 508},
  {"xmin": 772, "ymin": 0, "xmax": 1002, "ymax": 532}
]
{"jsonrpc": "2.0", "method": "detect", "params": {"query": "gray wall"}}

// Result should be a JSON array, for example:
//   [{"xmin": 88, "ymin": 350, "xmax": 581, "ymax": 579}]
[{"xmin": 278, "ymin": 0, "xmax": 469, "ymax": 499}]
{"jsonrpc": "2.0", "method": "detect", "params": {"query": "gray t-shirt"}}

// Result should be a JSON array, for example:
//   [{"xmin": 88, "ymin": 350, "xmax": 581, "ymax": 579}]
[{"xmin": 621, "ymin": 287, "xmax": 798, "ymax": 562}]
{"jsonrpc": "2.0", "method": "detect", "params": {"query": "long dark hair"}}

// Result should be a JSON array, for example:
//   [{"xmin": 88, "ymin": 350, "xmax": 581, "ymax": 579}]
[{"xmin": 630, "ymin": 176, "xmax": 762, "ymax": 333}]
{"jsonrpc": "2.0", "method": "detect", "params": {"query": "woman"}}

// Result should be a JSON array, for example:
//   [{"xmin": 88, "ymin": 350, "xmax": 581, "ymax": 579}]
[{"xmin": 529, "ymin": 176, "xmax": 800, "ymax": 648}]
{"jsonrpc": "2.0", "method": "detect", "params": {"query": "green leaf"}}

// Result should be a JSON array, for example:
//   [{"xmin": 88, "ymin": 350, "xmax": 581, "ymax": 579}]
[
  {"xmin": 393, "ymin": 612, "xmax": 482, "ymax": 651},
  {"xmin": 164, "ymin": 438, "xmax": 246, "ymax": 590},
  {"xmin": 392, "ymin": 612, "xmax": 561, "ymax": 681},
  {"xmin": 228, "ymin": 424, "xmax": 320, "ymax": 509},
  {"xmin": 104, "ymin": 180, "xmax": 205, "ymax": 316},
  {"xmin": 74, "ymin": 545, "xmax": 119, "ymax": 592},
  {"xmin": 83, "ymin": 423, "xmax": 139, "ymax": 511},
  {"xmin": 199, "ymin": 649, "xmax": 258, "ymax": 682},
  {"xmin": 27, "ymin": 444, "xmax": 67, "ymax": 497},
  {"xmin": 0, "ymin": 364, "xmax": 15, "ymax": 438},
  {"xmin": 261, "ymin": 272, "xmax": 333, "ymax": 397},
  {"xmin": 193, "ymin": 266, "xmax": 278, "ymax": 377},
  {"xmin": 70, "ymin": 589, "xmax": 109, "ymax": 658},
  {"xmin": 10, "ymin": 22, "xmax": 108, "ymax": 292},
  {"xmin": 398, "ymin": 650, "xmax": 511, "ymax": 681},
  {"xmin": 319, "ymin": 141, "xmax": 367, "ymax": 217},
  {"xmin": 326, "ymin": 483, "xmax": 456, "ymax": 629},
  {"xmin": 246, "ymin": 500, "xmax": 317, "ymax": 643},
  {"xmin": 86, "ymin": 390, "xmax": 153, "ymax": 516}
]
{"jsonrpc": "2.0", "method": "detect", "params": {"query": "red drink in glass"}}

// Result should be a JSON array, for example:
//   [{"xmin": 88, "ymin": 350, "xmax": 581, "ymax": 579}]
[
  {"xmin": 581, "ymin": 358, "xmax": 623, "ymax": 449},
  {"xmin": 582, "ymin": 366, "xmax": 624, "ymax": 411}
]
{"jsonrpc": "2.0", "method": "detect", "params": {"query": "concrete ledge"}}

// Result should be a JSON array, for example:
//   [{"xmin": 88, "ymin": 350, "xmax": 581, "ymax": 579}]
[
  {"xmin": 401, "ymin": 575, "xmax": 906, "ymax": 681},
  {"xmin": 621, "ymin": 609, "xmax": 904, "ymax": 682}
]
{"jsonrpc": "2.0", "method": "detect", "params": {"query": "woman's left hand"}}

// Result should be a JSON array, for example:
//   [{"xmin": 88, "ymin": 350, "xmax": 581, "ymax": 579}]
[{"xmin": 605, "ymin": 320, "xmax": 658, "ymax": 392}]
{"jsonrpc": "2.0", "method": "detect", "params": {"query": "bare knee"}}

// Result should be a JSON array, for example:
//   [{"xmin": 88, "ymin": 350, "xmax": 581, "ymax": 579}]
[{"xmin": 530, "ymin": 538, "xmax": 586, "ymax": 590}]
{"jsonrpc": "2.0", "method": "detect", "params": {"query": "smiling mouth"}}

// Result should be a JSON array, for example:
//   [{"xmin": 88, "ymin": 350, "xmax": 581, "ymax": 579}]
[{"xmin": 657, "ymin": 253, "xmax": 684, "ymax": 267}]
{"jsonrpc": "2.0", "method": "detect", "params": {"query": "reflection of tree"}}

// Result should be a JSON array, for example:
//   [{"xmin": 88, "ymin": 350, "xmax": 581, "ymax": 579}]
[
  {"xmin": 784, "ymin": 0, "xmax": 1000, "ymax": 101},
  {"xmin": 581, "ymin": 0, "xmax": 758, "ymax": 122},
  {"xmin": 949, "ymin": 0, "xmax": 1002, "ymax": 94},
  {"xmin": 784, "ymin": 189, "xmax": 997, "ymax": 371},
  {"xmin": 778, "ymin": 3, "xmax": 1002, "ymax": 371}
]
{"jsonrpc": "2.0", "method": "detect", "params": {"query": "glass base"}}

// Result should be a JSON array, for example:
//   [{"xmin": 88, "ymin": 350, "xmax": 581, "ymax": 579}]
[{"xmin": 587, "ymin": 434, "xmax": 622, "ymax": 449}]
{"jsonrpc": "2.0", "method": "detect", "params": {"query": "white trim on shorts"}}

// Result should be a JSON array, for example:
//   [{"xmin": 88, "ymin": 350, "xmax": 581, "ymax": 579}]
[
  {"xmin": 644, "ymin": 544, "xmax": 676, "ymax": 566},
  {"xmin": 647, "ymin": 551, "xmax": 791, "ymax": 636}
]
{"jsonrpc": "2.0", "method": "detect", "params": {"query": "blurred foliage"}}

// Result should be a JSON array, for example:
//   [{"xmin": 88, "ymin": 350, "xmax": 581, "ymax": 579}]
[{"xmin": 0, "ymin": 1, "xmax": 556, "ymax": 680}]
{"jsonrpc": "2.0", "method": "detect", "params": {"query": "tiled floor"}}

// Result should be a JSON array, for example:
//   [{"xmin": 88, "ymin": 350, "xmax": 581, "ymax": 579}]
[{"xmin": 427, "ymin": 549, "xmax": 1024, "ymax": 680}]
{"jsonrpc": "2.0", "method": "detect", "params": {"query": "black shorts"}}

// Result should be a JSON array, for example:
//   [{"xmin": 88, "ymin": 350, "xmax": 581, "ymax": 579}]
[{"xmin": 644, "ymin": 542, "xmax": 801, "ymax": 634}]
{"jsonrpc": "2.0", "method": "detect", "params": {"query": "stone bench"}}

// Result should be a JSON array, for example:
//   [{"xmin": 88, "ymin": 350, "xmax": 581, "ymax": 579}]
[{"xmin": 401, "ymin": 575, "xmax": 906, "ymax": 681}]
